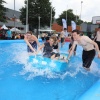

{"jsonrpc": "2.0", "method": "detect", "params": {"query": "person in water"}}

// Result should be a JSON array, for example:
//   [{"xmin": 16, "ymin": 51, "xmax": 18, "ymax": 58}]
[
  {"xmin": 24, "ymin": 31, "xmax": 40, "ymax": 53},
  {"xmin": 66, "ymin": 29, "xmax": 100, "ymax": 71},
  {"xmin": 52, "ymin": 35, "xmax": 59, "ymax": 53},
  {"xmin": 68, "ymin": 33, "xmax": 77, "ymax": 55},
  {"xmin": 37, "ymin": 36, "xmax": 60, "ymax": 59}
]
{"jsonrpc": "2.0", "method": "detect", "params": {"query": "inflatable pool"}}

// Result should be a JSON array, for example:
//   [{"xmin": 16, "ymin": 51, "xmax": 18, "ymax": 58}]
[
  {"xmin": 28, "ymin": 54, "xmax": 68, "ymax": 73},
  {"xmin": 78, "ymin": 79, "xmax": 100, "ymax": 100}
]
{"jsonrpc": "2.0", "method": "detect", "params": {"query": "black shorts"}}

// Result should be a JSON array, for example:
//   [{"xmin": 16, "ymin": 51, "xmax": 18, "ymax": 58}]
[
  {"xmin": 43, "ymin": 52, "xmax": 60, "ymax": 58},
  {"xmin": 96, "ymin": 41, "xmax": 100, "ymax": 50},
  {"xmin": 82, "ymin": 49, "xmax": 95, "ymax": 68},
  {"xmin": 61, "ymin": 38, "xmax": 65, "ymax": 43},
  {"xmin": 69, "ymin": 43, "xmax": 77, "ymax": 51}
]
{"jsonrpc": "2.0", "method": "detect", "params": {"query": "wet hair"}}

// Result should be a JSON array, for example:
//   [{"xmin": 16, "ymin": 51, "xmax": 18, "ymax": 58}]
[
  {"xmin": 27, "ymin": 31, "xmax": 33, "ymax": 35},
  {"xmin": 72, "ymin": 29, "xmax": 80, "ymax": 34},
  {"xmin": 50, "ymin": 36, "xmax": 57, "ymax": 42}
]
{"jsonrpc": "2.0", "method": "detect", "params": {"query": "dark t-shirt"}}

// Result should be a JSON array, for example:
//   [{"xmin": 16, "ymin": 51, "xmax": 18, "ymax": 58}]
[{"xmin": 43, "ymin": 42, "xmax": 53, "ymax": 53}]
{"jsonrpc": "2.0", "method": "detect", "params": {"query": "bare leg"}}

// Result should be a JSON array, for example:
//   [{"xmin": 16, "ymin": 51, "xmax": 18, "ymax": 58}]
[{"xmin": 83, "ymin": 67, "xmax": 90, "ymax": 71}]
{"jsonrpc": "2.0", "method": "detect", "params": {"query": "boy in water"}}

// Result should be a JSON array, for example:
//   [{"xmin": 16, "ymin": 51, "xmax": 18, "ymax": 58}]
[
  {"xmin": 66, "ymin": 30, "xmax": 100, "ymax": 71},
  {"xmin": 24, "ymin": 31, "xmax": 40, "ymax": 54}
]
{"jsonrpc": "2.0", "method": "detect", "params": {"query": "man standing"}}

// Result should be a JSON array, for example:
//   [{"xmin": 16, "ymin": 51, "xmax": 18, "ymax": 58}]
[
  {"xmin": 6, "ymin": 28, "xmax": 12, "ymax": 40},
  {"xmin": 60, "ymin": 28, "xmax": 69, "ymax": 48}
]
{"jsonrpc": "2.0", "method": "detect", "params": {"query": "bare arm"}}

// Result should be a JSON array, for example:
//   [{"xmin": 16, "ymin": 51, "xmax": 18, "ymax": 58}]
[
  {"xmin": 67, "ymin": 42, "xmax": 77, "ymax": 61},
  {"xmin": 36, "ymin": 44, "xmax": 45, "ymax": 54},
  {"xmin": 24, "ymin": 35, "xmax": 36, "ymax": 52},
  {"xmin": 32, "ymin": 35, "xmax": 40, "ymax": 47},
  {"xmin": 24, "ymin": 39, "xmax": 35, "ymax": 52}
]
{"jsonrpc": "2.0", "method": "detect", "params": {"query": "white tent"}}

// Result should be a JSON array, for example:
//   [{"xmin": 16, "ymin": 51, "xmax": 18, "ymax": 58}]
[
  {"xmin": 1, "ymin": 24, "xmax": 8, "ymax": 29},
  {"xmin": 10, "ymin": 27, "xmax": 21, "ymax": 32},
  {"xmin": 39, "ymin": 29, "xmax": 55, "ymax": 32}
]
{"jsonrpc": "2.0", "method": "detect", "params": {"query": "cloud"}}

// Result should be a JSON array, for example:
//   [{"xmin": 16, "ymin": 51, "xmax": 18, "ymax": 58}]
[
  {"xmin": 4, "ymin": 0, "xmax": 100, "ymax": 22},
  {"xmin": 4, "ymin": 0, "xmax": 24, "ymax": 11}
]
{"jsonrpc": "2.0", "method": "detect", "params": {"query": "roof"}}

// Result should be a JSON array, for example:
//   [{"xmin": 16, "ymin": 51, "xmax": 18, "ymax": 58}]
[
  {"xmin": 5, "ymin": 8, "xmax": 21, "ymax": 19},
  {"xmin": 0, "ymin": 20, "xmax": 25, "ymax": 27}
]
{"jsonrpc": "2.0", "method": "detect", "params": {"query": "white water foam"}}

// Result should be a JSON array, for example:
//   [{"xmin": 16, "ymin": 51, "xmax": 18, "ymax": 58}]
[{"xmin": 13, "ymin": 47, "xmax": 100, "ymax": 80}]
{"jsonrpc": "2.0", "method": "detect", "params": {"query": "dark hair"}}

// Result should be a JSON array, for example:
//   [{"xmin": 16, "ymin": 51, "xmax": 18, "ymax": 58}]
[
  {"xmin": 72, "ymin": 29, "xmax": 80, "ymax": 34},
  {"xmin": 64, "ymin": 28, "xmax": 67, "ymax": 30},
  {"xmin": 27, "ymin": 31, "xmax": 33, "ymax": 35}
]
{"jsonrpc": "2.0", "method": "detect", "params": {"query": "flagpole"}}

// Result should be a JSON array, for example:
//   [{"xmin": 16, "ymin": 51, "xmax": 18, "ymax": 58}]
[
  {"xmin": 50, "ymin": 6, "xmax": 52, "ymax": 31},
  {"xmin": 26, "ymin": 0, "xmax": 28, "ymax": 32},
  {"xmin": 66, "ymin": 5, "xmax": 68, "ymax": 30},
  {"xmin": 76, "ymin": 10, "xmax": 77, "ymax": 22},
  {"xmin": 80, "ymin": 1, "xmax": 83, "ymax": 20},
  {"xmin": 66, "ymin": 5, "xmax": 68, "ymax": 22},
  {"xmin": 14, "ymin": 0, "xmax": 15, "ymax": 28}
]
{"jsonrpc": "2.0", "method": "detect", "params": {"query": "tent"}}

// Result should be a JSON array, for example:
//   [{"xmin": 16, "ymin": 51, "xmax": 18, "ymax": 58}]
[
  {"xmin": 10, "ymin": 27, "xmax": 21, "ymax": 32},
  {"xmin": 1, "ymin": 24, "xmax": 8, "ymax": 29},
  {"xmin": 39, "ymin": 29, "xmax": 55, "ymax": 32}
]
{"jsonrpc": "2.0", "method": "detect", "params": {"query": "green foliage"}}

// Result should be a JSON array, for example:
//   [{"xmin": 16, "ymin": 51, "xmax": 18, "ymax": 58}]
[
  {"xmin": 56, "ymin": 9, "xmax": 83, "ymax": 26},
  {"xmin": 20, "ymin": 0, "xmax": 55, "ymax": 29},
  {"xmin": 0, "ymin": 0, "xmax": 7, "ymax": 22}
]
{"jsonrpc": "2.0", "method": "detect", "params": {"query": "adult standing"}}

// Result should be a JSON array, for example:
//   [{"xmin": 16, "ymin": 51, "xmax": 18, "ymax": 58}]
[
  {"xmin": 60, "ymin": 28, "xmax": 69, "ymax": 48},
  {"xmin": 6, "ymin": 28, "xmax": 12, "ymax": 40}
]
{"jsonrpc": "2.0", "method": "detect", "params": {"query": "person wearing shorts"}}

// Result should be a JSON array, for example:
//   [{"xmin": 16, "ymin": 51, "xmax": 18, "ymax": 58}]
[
  {"xmin": 66, "ymin": 30, "xmax": 100, "ymax": 71},
  {"xmin": 24, "ymin": 31, "xmax": 40, "ymax": 53}
]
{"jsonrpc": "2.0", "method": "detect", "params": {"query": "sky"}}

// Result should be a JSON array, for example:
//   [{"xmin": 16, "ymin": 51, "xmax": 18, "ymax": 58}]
[{"xmin": 3, "ymin": 0, "xmax": 100, "ymax": 22}]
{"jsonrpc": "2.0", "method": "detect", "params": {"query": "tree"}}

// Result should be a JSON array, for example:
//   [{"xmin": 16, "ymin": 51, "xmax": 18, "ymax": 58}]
[
  {"xmin": 20, "ymin": 0, "xmax": 55, "ymax": 31},
  {"xmin": 0, "ymin": 0, "xmax": 7, "ymax": 22},
  {"xmin": 56, "ymin": 9, "xmax": 83, "ymax": 26}
]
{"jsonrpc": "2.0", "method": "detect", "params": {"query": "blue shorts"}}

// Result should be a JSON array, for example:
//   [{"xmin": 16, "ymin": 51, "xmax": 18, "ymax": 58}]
[{"xmin": 27, "ymin": 41, "xmax": 37, "ymax": 52}]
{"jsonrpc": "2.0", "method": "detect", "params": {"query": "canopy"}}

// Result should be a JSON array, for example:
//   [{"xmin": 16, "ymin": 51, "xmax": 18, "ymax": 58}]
[
  {"xmin": 10, "ymin": 27, "xmax": 21, "ymax": 32},
  {"xmin": 1, "ymin": 24, "xmax": 8, "ymax": 29}
]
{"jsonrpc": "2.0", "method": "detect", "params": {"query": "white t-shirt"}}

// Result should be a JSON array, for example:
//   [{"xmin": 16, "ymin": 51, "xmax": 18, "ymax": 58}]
[
  {"xmin": 61, "ymin": 31, "xmax": 69, "ymax": 38},
  {"xmin": 73, "ymin": 36, "xmax": 94, "ymax": 51}
]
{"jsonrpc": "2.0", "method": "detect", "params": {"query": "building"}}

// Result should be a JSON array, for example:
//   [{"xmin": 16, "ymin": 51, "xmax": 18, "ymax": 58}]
[{"xmin": 0, "ymin": 8, "xmax": 26, "ymax": 33}]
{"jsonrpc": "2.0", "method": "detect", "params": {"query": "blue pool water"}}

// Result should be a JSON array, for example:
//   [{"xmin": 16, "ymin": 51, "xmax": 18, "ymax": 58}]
[{"xmin": 0, "ymin": 40, "xmax": 100, "ymax": 100}]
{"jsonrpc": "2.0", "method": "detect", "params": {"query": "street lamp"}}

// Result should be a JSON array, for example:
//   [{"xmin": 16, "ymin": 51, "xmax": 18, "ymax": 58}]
[
  {"xmin": 66, "ymin": 5, "xmax": 68, "ymax": 22},
  {"xmin": 80, "ymin": 1, "xmax": 83, "ymax": 20},
  {"xmin": 38, "ymin": 16, "xmax": 41, "ymax": 38},
  {"xmin": 50, "ymin": 6, "xmax": 52, "ymax": 31},
  {"xmin": 26, "ymin": 0, "xmax": 28, "ymax": 32}
]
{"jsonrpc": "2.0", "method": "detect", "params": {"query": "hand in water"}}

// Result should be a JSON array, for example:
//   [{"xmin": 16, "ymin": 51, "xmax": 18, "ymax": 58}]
[
  {"xmin": 66, "ymin": 59, "xmax": 69, "ymax": 63},
  {"xmin": 98, "ymin": 53, "xmax": 100, "ymax": 58}
]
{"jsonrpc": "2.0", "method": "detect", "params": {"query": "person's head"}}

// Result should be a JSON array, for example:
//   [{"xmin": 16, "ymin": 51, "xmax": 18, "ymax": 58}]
[
  {"xmin": 49, "ymin": 36, "xmax": 56, "ymax": 45},
  {"xmin": 64, "ymin": 28, "xmax": 67, "ymax": 32},
  {"xmin": 72, "ymin": 29, "xmax": 80, "ymax": 41},
  {"xmin": 26, "ymin": 31, "xmax": 33, "ymax": 37}
]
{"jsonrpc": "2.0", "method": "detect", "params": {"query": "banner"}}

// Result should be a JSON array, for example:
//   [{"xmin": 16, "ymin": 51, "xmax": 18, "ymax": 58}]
[
  {"xmin": 62, "ymin": 19, "xmax": 67, "ymax": 29},
  {"xmin": 71, "ymin": 21, "xmax": 76, "ymax": 31}
]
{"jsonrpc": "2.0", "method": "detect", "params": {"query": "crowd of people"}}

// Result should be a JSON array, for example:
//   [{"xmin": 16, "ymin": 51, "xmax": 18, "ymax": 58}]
[
  {"xmin": 24, "ymin": 27, "xmax": 100, "ymax": 71},
  {"xmin": 0, "ymin": 28, "xmax": 24, "ymax": 40}
]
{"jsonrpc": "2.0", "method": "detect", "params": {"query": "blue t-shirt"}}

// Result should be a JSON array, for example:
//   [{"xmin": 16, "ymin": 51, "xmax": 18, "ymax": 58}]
[{"xmin": 7, "ymin": 30, "xmax": 12, "ymax": 37}]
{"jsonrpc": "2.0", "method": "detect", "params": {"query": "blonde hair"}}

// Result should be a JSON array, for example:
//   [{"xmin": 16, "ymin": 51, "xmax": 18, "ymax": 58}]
[{"xmin": 50, "ymin": 35, "xmax": 57, "ymax": 43}]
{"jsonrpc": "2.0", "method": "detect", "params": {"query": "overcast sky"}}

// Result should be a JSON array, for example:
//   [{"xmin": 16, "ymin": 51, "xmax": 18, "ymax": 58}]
[{"xmin": 4, "ymin": 0, "xmax": 100, "ymax": 22}]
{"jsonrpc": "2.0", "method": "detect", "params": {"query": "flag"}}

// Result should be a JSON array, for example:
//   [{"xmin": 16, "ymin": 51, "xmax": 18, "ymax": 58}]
[
  {"xmin": 62, "ymin": 19, "xmax": 67, "ymax": 29},
  {"xmin": 71, "ymin": 21, "xmax": 76, "ymax": 31}
]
